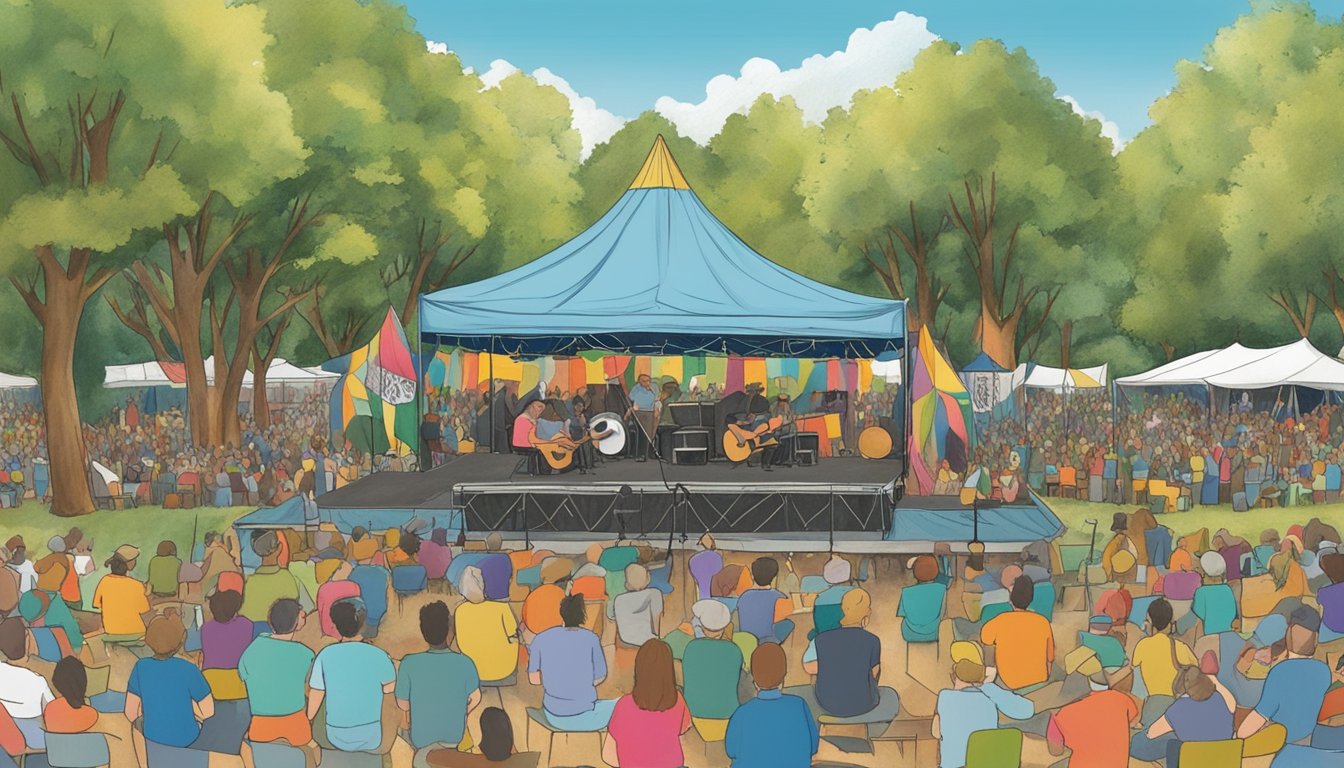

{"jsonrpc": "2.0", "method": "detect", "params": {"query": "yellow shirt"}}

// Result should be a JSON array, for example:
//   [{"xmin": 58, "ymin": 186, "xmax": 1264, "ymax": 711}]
[
  {"xmin": 1132, "ymin": 634, "xmax": 1197, "ymax": 697},
  {"xmin": 455, "ymin": 600, "xmax": 519, "ymax": 681},
  {"xmin": 92, "ymin": 574, "xmax": 150, "ymax": 637}
]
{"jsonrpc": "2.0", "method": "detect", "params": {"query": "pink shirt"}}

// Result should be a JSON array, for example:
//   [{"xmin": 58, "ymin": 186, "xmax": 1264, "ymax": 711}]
[
  {"xmin": 608, "ymin": 693, "xmax": 690, "ymax": 768},
  {"xmin": 316, "ymin": 580, "xmax": 361, "ymax": 638},
  {"xmin": 511, "ymin": 413, "xmax": 535, "ymax": 449}
]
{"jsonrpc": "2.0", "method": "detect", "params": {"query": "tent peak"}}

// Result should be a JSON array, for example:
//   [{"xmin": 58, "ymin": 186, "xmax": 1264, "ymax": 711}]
[{"xmin": 629, "ymin": 134, "xmax": 690, "ymax": 191}]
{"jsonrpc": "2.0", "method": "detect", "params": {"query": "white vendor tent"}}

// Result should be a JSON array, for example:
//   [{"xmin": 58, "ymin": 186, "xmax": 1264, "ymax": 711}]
[
  {"xmin": 103, "ymin": 362, "xmax": 183, "ymax": 389},
  {"xmin": 105, "ymin": 358, "xmax": 336, "ymax": 390},
  {"xmin": 1115, "ymin": 339, "xmax": 1344, "ymax": 391},
  {"xmin": 1012, "ymin": 362, "xmax": 1109, "ymax": 391},
  {"xmin": 263, "ymin": 359, "xmax": 338, "ymax": 384},
  {"xmin": 0, "ymin": 372, "xmax": 38, "ymax": 389}
]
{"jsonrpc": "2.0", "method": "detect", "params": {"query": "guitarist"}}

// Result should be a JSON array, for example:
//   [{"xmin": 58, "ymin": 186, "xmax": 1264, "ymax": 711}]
[{"xmin": 726, "ymin": 412, "xmax": 780, "ymax": 471}]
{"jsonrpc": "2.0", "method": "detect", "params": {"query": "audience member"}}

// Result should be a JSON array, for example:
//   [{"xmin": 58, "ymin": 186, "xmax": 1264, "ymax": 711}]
[
  {"xmin": 981, "ymin": 575, "xmax": 1055, "ymax": 690},
  {"xmin": 604, "ymin": 638, "xmax": 691, "ymax": 768},
  {"xmin": 308, "ymin": 598, "xmax": 396, "ymax": 752},
  {"xmin": 725, "ymin": 642, "xmax": 818, "ymax": 768},
  {"xmin": 396, "ymin": 601, "xmax": 481, "ymax": 751},
  {"xmin": 238, "ymin": 599, "xmax": 316, "ymax": 755},
  {"xmin": 933, "ymin": 641, "xmax": 1033, "ymax": 768},
  {"xmin": 1046, "ymin": 647, "xmax": 1139, "ymax": 768},
  {"xmin": 0, "ymin": 617, "xmax": 53, "ymax": 749},
  {"xmin": 528, "ymin": 594, "xmax": 613, "ymax": 728},
  {"xmin": 92, "ymin": 545, "xmax": 151, "ymax": 641},
  {"xmin": 736, "ymin": 557, "xmax": 793, "ymax": 644},
  {"xmin": 43, "ymin": 656, "xmax": 99, "ymax": 735},
  {"xmin": 455, "ymin": 566, "xmax": 519, "ymax": 685},
  {"xmin": 125, "ymin": 613, "xmax": 215, "ymax": 755}
]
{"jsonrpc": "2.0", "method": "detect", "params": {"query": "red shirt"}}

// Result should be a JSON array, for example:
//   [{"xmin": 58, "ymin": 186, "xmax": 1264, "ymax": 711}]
[
  {"xmin": 1048, "ymin": 690, "xmax": 1139, "ymax": 768},
  {"xmin": 608, "ymin": 693, "xmax": 690, "ymax": 768},
  {"xmin": 316, "ymin": 580, "xmax": 361, "ymax": 638}
]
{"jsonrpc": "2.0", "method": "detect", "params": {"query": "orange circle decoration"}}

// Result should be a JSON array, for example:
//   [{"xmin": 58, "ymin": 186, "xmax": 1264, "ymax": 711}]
[{"xmin": 858, "ymin": 426, "xmax": 893, "ymax": 460}]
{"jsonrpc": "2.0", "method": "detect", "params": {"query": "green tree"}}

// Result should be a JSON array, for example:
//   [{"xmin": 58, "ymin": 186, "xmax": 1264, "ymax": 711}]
[
  {"xmin": 0, "ymin": 0, "xmax": 303, "ymax": 515},
  {"xmin": 1118, "ymin": 2, "xmax": 1342, "ymax": 355}
]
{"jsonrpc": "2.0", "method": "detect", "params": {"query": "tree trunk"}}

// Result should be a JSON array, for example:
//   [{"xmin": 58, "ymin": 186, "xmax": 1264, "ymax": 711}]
[
  {"xmin": 1160, "ymin": 341, "xmax": 1176, "ymax": 362},
  {"xmin": 1060, "ymin": 320, "xmax": 1073, "ymax": 369},
  {"xmin": 980, "ymin": 311, "xmax": 1020, "ymax": 370},
  {"xmin": 252, "ymin": 365, "xmax": 271, "ymax": 431},
  {"xmin": 40, "ymin": 262, "xmax": 96, "ymax": 516}
]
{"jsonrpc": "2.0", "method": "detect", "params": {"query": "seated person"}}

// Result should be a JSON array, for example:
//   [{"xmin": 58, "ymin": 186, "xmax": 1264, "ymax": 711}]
[
  {"xmin": 92, "ymin": 544, "xmax": 152, "ymax": 642},
  {"xmin": 611, "ymin": 563, "xmax": 663, "ymax": 655},
  {"xmin": 419, "ymin": 707, "xmax": 540, "ymax": 767},
  {"xmin": 933, "ymin": 642, "xmax": 1034, "ymax": 768},
  {"xmin": 1077, "ymin": 615, "xmax": 1127, "ymax": 670},
  {"xmin": 604, "ymin": 639, "xmax": 692, "ymax": 768},
  {"xmin": 1132, "ymin": 598, "xmax": 1197, "ymax": 700},
  {"xmin": 238, "ymin": 599, "xmax": 317, "ymax": 761},
  {"xmin": 240, "ymin": 532, "xmax": 311, "ymax": 623},
  {"xmin": 44, "ymin": 656, "xmax": 99, "ymax": 735},
  {"xmin": 681, "ymin": 600, "xmax": 747, "ymax": 736},
  {"xmin": 386, "ymin": 530, "xmax": 421, "ymax": 568},
  {"xmin": 980, "ymin": 575, "xmax": 1055, "ymax": 691},
  {"xmin": 147, "ymin": 540, "xmax": 183, "ymax": 598},
  {"xmin": 199, "ymin": 589, "xmax": 253, "ymax": 698},
  {"xmin": 478, "ymin": 533, "xmax": 514, "ymax": 602},
  {"xmin": 455, "ymin": 567, "xmax": 519, "ymax": 684},
  {"xmin": 419, "ymin": 529, "xmax": 454, "ymax": 584},
  {"xmin": 1185, "ymin": 550, "xmax": 1238, "ymax": 635},
  {"xmin": 725, "ymin": 643, "xmax": 818, "ymax": 767},
  {"xmin": 396, "ymin": 601, "xmax": 481, "ymax": 751},
  {"xmin": 19, "ymin": 551, "xmax": 84, "ymax": 654},
  {"xmin": 688, "ymin": 533, "xmax": 723, "ymax": 600},
  {"xmin": 317, "ymin": 559, "xmax": 362, "ymax": 639},
  {"xmin": 736, "ymin": 557, "xmax": 793, "ymax": 644},
  {"xmin": 1132, "ymin": 664, "xmax": 1234, "ymax": 763},
  {"xmin": 528, "ymin": 595, "xmax": 614, "ymax": 729},
  {"xmin": 308, "ymin": 599, "xmax": 396, "ymax": 752},
  {"xmin": 346, "ymin": 527, "xmax": 380, "ymax": 564},
  {"xmin": 896, "ymin": 555, "xmax": 946, "ymax": 644},
  {"xmin": 796, "ymin": 589, "xmax": 900, "ymax": 722},
  {"xmin": 1046, "ymin": 648, "xmax": 1139, "ymax": 767},
  {"xmin": 0, "ymin": 617, "xmax": 54, "ymax": 750},
  {"xmin": 521, "ymin": 558, "xmax": 571, "ymax": 642},
  {"xmin": 348, "ymin": 562, "xmax": 391, "ymax": 639},
  {"xmin": 810, "ymin": 555, "xmax": 854, "ymax": 638},
  {"xmin": 1238, "ymin": 606, "xmax": 1332, "ymax": 745},
  {"xmin": 126, "ymin": 613, "xmax": 215, "ymax": 756}
]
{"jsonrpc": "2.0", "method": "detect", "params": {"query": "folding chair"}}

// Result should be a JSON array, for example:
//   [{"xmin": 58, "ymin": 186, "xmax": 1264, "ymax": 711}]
[
  {"xmin": 525, "ymin": 708, "xmax": 603, "ymax": 765},
  {"xmin": 247, "ymin": 741, "xmax": 307, "ymax": 768},
  {"xmin": 392, "ymin": 565, "xmax": 429, "ymax": 614},
  {"xmin": 1176, "ymin": 739, "xmax": 1241, "ymax": 767},
  {"xmin": 965, "ymin": 727, "xmax": 1023, "ymax": 768},
  {"xmin": 43, "ymin": 731, "xmax": 114, "ymax": 768}
]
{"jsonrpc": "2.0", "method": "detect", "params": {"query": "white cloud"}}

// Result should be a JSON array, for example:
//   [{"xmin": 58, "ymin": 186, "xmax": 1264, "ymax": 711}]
[
  {"xmin": 530, "ymin": 68, "xmax": 627, "ymax": 160},
  {"xmin": 654, "ymin": 12, "xmax": 938, "ymax": 143},
  {"xmin": 476, "ymin": 58, "xmax": 519, "ymax": 89},
  {"xmin": 425, "ymin": 40, "xmax": 449, "ymax": 56},
  {"xmin": 1060, "ymin": 95, "xmax": 1125, "ymax": 154}
]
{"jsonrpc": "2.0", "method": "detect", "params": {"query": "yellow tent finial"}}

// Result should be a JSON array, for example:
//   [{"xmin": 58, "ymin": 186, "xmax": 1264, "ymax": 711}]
[{"xmin": 629, "ymin": 134, "xmax": 690, "ymax": 190}]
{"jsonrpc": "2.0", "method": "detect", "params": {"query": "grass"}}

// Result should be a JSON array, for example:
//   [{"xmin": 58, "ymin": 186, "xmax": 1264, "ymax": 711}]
[
  {"xmin": 1042, "ymin": 497, "xmax": 1344, "ymax": 547},
  {"xmin": 1, "ymin": 503, "xmax": 252, "ymax": 587}
]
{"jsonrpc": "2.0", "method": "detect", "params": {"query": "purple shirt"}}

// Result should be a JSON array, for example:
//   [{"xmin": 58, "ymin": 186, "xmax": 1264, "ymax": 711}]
[
  {"xmin": 736, "ymin": 588, "xmax": 785, "ymax": 641},
  {"xmin": 1220, "ymin": 544, "xmax": 1249, "ymax": 582},
  {"xmin": 1320, "ymin": 582, "xmax": 1344, "ymax": 633},
  {"xmin": 418, "ymin": 541, "xmax": 453, "ymax": 581},
  {"xmin": 1165, "ymin": 694, "xmax": 1233, "ymax": 742},
  {"xmin": 1162, "ymin": 571, "xmax": 1201, "ymax": 601},
  {"xmin": 200, "ymin": 616, "xmax": 255, "ymax": 670},
  {"xmin": 689, "ymin": 550, "xmax": 723, "ymax": 599},
  {"xmin": 478, "ymin": 553, "xmax": 513, "ymax": 601},
  {"xmin": 527, "ymin": 626, "xmax": 606, "ymax": 716}
]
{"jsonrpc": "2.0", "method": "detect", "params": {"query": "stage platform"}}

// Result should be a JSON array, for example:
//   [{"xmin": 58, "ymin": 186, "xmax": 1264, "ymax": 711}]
[{"xmin": 234, "ymin": 453, "xmax": 1064, "ymax": 554}]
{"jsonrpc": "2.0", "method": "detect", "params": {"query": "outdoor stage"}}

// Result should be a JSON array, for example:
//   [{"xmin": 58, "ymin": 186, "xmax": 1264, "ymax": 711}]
[{"xmin": 234, "ymin": 453, "xmax": 1064, "ymax": 555}]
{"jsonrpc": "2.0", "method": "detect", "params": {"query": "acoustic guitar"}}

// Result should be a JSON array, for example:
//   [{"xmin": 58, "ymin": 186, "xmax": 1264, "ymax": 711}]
[
  {"xmin": 533, "ymin": 428, "xmax": 614, "ymax": 471},
  {"xmin": 721, "ymin": 417, "xmax": 783, "ymax": 464}
]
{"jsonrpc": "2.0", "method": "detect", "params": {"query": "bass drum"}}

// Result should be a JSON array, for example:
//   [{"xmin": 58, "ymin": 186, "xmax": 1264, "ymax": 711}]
[
  {"xmin": 588, "ymin": 412, "xmax": 628, "ymax": 456},
  {"xmin": 858, "ymin": 426, "xmax": 894, "ymax": 460}
]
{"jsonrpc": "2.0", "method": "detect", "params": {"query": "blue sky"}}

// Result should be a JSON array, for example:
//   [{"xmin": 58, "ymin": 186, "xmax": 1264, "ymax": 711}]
[{"xmin": 403, "ymin": 0, "xmax": 1344, "ymax": 147}]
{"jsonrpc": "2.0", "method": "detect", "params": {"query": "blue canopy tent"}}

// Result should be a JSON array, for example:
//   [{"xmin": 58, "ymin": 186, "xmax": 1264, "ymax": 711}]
[{"xmin": 418, "ymin": 136, "xmax": 906, "ymax": 359}]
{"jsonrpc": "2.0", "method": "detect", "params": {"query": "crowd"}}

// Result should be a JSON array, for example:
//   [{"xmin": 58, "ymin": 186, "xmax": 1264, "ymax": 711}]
[
  {"xmin": 0, "ymin": 385, "xmax": 425, "ymax": 510},
  {"xmin": 2, "ymin": 500, "xmax": 1343, "ymax": 767},
  {"xmin": 956, "ymin": 393, "xmax": 1344, "ymax": 511}
]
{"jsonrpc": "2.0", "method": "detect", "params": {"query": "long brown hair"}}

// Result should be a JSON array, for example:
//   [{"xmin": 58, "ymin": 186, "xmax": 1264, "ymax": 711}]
[{"xmin": 631, "ymin": 639, "xmax": 678, "ymax": 712}]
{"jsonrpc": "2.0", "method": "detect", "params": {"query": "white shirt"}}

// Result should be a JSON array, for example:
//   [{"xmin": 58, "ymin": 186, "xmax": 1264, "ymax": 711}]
[
  {"xmin": 0, "ymin": 661, "xmax": 54, "ymax": 719},
  {"xmin": 6, "ymin": 561, "xmax": 36, "ymax": 593}
]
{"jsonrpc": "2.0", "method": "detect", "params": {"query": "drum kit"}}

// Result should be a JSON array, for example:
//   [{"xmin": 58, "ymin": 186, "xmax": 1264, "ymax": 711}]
[{"xmin": 587, "ymin": 411, "xmax": 628, "ymax": 456}]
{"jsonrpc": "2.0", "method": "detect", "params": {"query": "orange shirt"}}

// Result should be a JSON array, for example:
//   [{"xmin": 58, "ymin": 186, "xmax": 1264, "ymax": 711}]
[
  {"xmin": 1048, "ymin": 690, "xmax": 1139, "ymax": 768},
  {"xmin": 522, "ymin": 584, "xmax": 565, "ymax": 634},
  {"xmin": 1169, "ymin": 548, "xmax": 1193, "ymax": 573},
  {"xmin": 571, "ymin": 575, "xmax": 606, "ymax": 601},
  {"xmin": 981, "ymin": 609, "xmax": 1055, "ymax": 690},
  {"xmin": 43, "ymin": 698, "xmax": 98, "ymax": 734},
  {"xmin": 1319, "ymin": 684, "xmax": 1344, "ymax": 723},
  {"xmin": 59, "ymin": 554, "xmax": 82, "ymax": 604},
  {"xmin": 92, "ymin": 574, "xmax": 150, "ymax": 637}
]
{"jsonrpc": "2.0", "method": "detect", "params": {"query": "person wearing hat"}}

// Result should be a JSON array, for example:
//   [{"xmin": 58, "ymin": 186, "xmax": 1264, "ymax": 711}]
[
  {"xmin": 932, "ymin": 641, "xmax": 1034, "ymax": 768},
  {"xmin": 980, "ymin": 575, "xmax": 1055, "ymax": 691},
  {"xmin": 1183, "ymin": 550, "xmax": 1238, "ymax": 636},
  {"xmin": 1235, "ymin": 605, "xmax": 1332, "ymax": 745},
  {"xmin": 17, "ymin": 540, "xmax": 85, "ymax": 655},
  {"xmin": 92, "ymin": 545, "xmax": 151, "ymax": 642},
  {"xmin": 521, "ymin": 557, "xmax": 572, "ymax": 642},
  {"xmin": 1046, "ymin": 646, "xmax": 1140, "ymax": 768},
  {"xmin": 682, "ymin": 599, "xmax": 747, "ymax": 741},
  {"xmin": 810, "ymin": 555, "xmax": 855, "ymax": 638},
  {"xmin": 896, "ymin": 555, "xmax": 946, "ymax": 645}
]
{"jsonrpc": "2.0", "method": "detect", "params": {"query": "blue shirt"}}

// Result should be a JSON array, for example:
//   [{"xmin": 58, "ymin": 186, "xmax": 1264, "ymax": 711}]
[
  {"xmin": 725, "ymin": 689, "xmax": 819, "ymax": 768},
  {"xmin": 1255, "ymin": 657, "xmax": 1332, "ymax": 742},
  {"xmin": 349, "ymin": 566, "xmax": 389, "ymax": 626},
  {"xmin": 528, "ymin": 627, "xmax": 606, "ymax": 717},
  {"xmin": 935, "ymin": 684, "xmax": 1034, "ymax": 768},
  {"xmin": 897, "ymin": 582, "xmax": 946, "ymax": 643},
  {"xmin": 310, "ymin": 641, "xmax": 396, "ymax": 730},
  {"xmin": 630, "ymin": 384, "xmax": 657, "ymax": 411},
  {"xmin": 736, "ymin": 588, "xmax": 785, "ymax": 641},
  {"xmin": 395, "ymin": 649, "xmax": 480, "ymax": 749},
  {"xmin": 127, "ymin": 657, "xmax": 211, "ymax": 747}
]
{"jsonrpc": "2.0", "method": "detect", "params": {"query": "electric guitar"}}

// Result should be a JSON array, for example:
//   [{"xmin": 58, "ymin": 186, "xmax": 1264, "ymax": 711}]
[
  {"xmin": 721, "ymin": 417, "xmax": 784, "ymax": 464},
  {"xmin": 532, "ymin": 427, "xmax": 615, "ymax": 471}
]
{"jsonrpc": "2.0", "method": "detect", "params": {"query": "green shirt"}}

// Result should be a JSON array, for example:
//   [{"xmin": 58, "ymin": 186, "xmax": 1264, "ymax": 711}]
[
  {"xmin": 599, "ymin": 546, "xmax": 641, "ymax": 598},
  {"xmin": 683, "ymin": 637, "xmax": 744, "ymax": 719},
  {"xmin": 394, "ymin": 649, "xmax": 480, "ymax": 749},
  {"xmin": 148, "ymin": 555, "xmax": 182, "ymax": 597},
  {"xmin": 238, "ymin": 634, "xmax": 315, "ymax": 716},
  {"xmin": 240, "ymin": 566, "xmax": 303, "ymax": 623},
  {"xmin": 1192, "ymin": 583, "xmax": 1238, "ymax": 634}
]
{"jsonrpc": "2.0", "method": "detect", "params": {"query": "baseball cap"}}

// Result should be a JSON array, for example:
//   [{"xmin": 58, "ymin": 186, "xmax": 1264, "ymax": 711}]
[{"xmin": 693, "ymin": 600, "xmax": 732, "ymax": 633}]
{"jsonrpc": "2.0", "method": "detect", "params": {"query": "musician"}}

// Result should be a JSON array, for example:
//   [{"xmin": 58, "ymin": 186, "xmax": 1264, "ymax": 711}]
[
  {"xmin": 569, "ymin": 394, "xmax": 599, "ymax": 471},
  {"xmin": 730, "ymin": 412, "xmax": 778, "ymax": 472},
  {"xmin": 490, "ymin": 380, "xmax": 521, "ymax": 452},
  {"xmin": 657, "ymin": 379, "xmax": 681, "ymax": 459},
  {"xmin": 628, "ymin": 373, "xmax": 659, "ymax": 462},
  {"xmin": 769, "ymin": 394, "xmax": 797, "ymax": 467}
]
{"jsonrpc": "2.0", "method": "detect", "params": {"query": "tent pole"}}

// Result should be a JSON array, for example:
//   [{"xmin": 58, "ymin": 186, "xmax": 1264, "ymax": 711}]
[
  {"xmin": 418, "ymin": 338, "xmax": 430, "ymax": 472},
  {"xmin": 1110, "ymin": 384, "xmax": 1119, "ymax": 457},
  {"xmin": 1207, "ymin": 384, "xmax": 1213, "ymax": 428},
  {"xmin": 488, "ymin": 337, "xmax": 496, "ymax": 454},
  {"xmin": 901, "ymin": 307, "xmax": 911, "ymax": 490}
]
